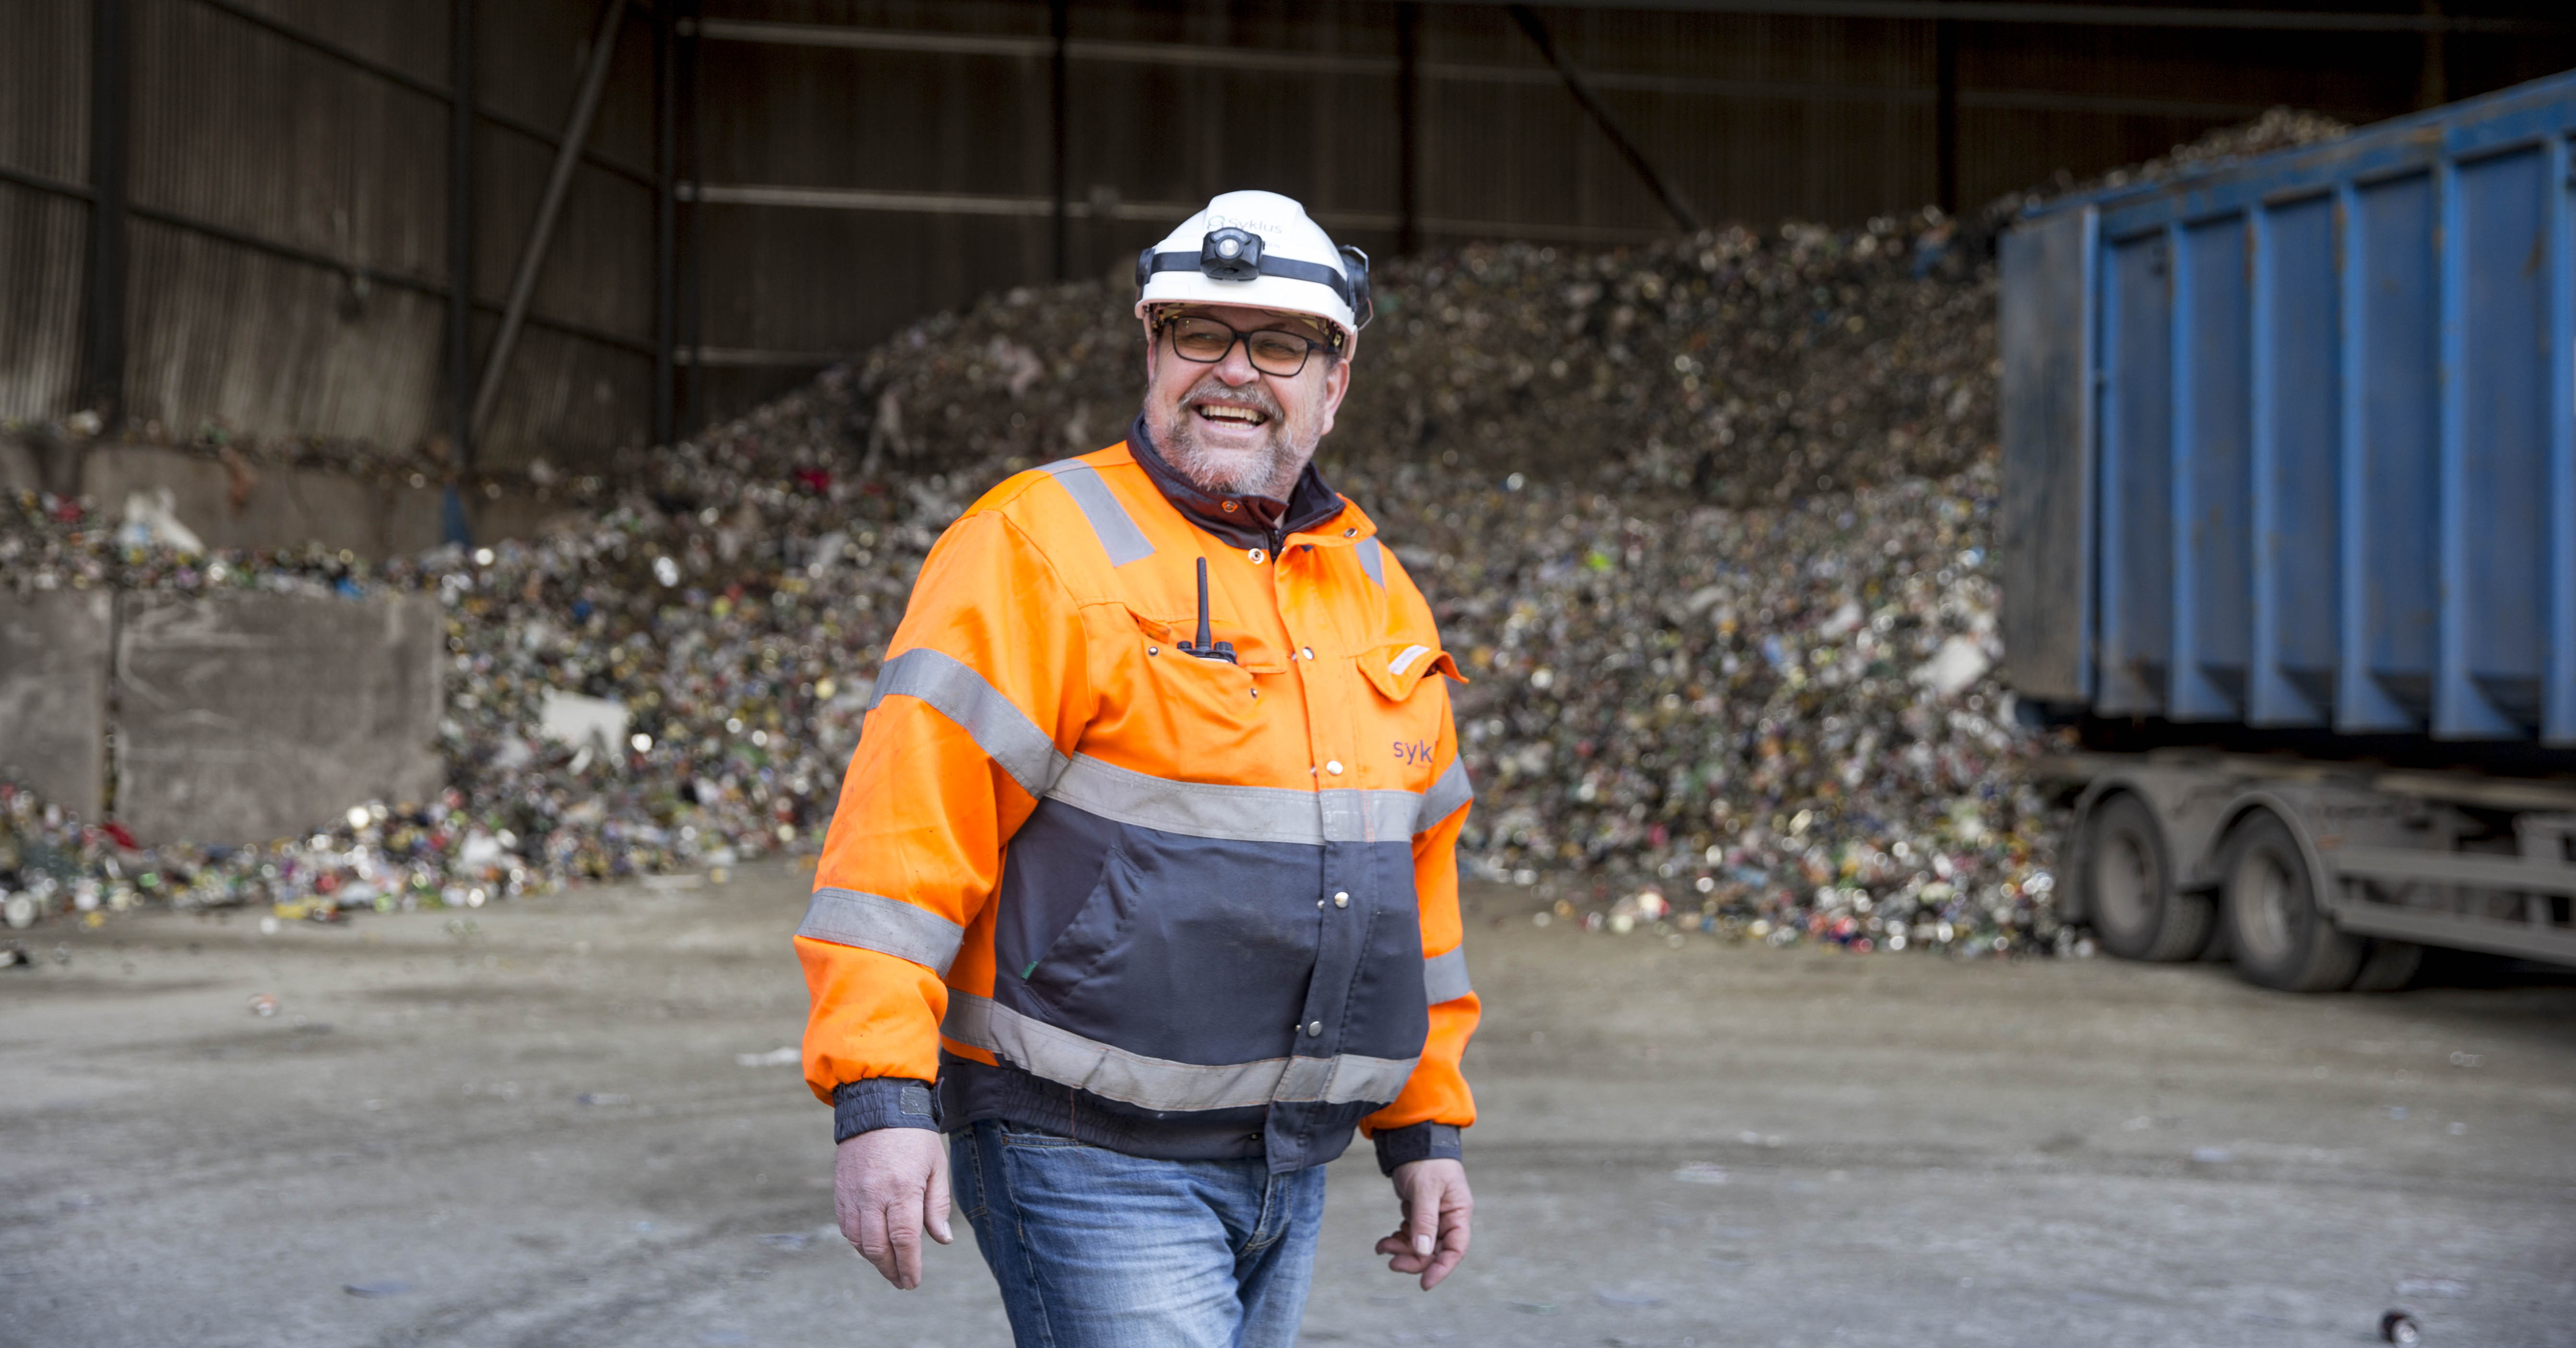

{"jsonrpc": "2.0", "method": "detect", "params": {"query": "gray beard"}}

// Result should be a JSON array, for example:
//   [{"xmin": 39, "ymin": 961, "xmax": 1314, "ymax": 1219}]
[{"xmin": 1149, "ymin": 395, "xmax": 1318, "ymax": 500}]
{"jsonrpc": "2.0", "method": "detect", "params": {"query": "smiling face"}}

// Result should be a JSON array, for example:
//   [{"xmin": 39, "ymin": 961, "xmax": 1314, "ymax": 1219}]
[{"xmin": 1141, "ymin": 303, "xmax": 1351, "ymax": 501}]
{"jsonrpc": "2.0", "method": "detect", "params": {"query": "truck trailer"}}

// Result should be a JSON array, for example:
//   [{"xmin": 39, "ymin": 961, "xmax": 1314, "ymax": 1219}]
[{"xmin": 1999, "ymin": 70, "xmax": 2576, "ymax": 992}]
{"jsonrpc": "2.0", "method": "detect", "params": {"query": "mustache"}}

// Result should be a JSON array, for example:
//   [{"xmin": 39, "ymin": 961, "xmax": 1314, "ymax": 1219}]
[{"xmin": 1181, "ymin": 377, "xmax": 1284, "ymax": 420}]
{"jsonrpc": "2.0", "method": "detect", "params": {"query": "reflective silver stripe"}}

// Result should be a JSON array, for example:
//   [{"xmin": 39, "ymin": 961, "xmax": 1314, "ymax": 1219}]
[
  {"xmin": 1354, "ymin": 536, "xmax": 1385, "ymax": 586},
  {"xmin": 1423, "ymin": 945, "xmax": 1472, "ymax": 1004},
  {"xmin": 1389, "ymin": 643, "xmax": 1431, "ymax": 677},
  {"xmin": 941, "ymin": 985, "xmax": 995, "ymax": 1043},
  {"xmin": 1319, "ymin": 788, "xmax": 1424, "ymax": 845},
  {"xmin": 940, "ymin": 991, "xmax": 1418, "ymax": 1112},
  {"xmin": 870, "ymin": 648, "xmax": 1069, "ymax": 798},
  {"xmin": 1275, "ymin": 1054, "xmax": 1336, "ymax": 1102},
  {"xmin": 1415, "ymin": 757, "xmax": 1473, "ymax": 833},
  {"xmin": 1049, "ymin": 753, "xmax": 1420, "ymax": 844},
  {"xmin": 796, "ymin": 887, "xmax": 967, "ymax": 977},
  {"xmin": 1270, "ymin": 1050, "xmax": 1416, "ymax": 1103},
  {"xmin": 1360, "ymin": 790, "xmax": 1421, "ymax": 842},
  {"xmin": 1039, "ymin": 459, "xmax": 1155, "ymax": 566}
]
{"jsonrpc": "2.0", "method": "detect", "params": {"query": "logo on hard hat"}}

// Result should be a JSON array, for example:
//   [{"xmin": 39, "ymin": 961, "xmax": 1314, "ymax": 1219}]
[{"xmin": 1205, "ymin": 212, "xmax": 1287, "ymax": 237}]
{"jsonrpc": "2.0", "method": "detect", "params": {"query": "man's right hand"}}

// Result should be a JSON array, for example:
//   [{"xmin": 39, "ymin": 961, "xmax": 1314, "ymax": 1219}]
[{"xmin": 834, "ymin": 1127, "xmax": 953, "ymax": 1289}]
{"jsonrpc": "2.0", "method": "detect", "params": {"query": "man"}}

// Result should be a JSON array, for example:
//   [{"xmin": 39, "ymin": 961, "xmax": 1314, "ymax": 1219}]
[{"xmin": 795, "ymin": 189, "xmax": 1479, "ymax": 1346}]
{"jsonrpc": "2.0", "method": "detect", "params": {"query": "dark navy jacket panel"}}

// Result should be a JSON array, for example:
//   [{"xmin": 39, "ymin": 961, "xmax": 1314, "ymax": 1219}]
[
  {"xmin": 971, "ymin": 768, "xmax": 1436, "ymax": 1172},
  {"xmin": 1337, "ymin": 839, "xmax": 1436, "ymax": 1062},
  {"xmin": 991, "ymin": 800, "xmax": 1332, "ymax": 1066},
  {"xmin": 988, "ymin": 799, "xmax": 1125, "ymax": 989}
]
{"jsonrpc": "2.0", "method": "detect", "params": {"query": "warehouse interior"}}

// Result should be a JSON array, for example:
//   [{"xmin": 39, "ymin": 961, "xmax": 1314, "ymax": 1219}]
[
  {"xmin": 7, "ymin": 6, "xmax": 2576, "ymax": 1346},
  {"xmin": 5, "ymin": 0, "xmax": 2571, "ymax": 497}
]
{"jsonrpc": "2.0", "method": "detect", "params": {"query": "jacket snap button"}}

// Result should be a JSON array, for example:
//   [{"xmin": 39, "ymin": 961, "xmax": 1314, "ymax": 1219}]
[
  {"xmin": 1304, "ymin": 1021, "xmax": 1323, "ymax": 1037},
  {"xmin": 1221, "ymin": 500, "xmax": 1238, "ymax": 512},
  {"xmin": 1300, "ymin": 645, "xmax": 1314, "ymax": 660},
  {"xmin": 1324, "ymin": 760, "xmax": 1343, "ymax": 775},
  {"xmin": 1333, "ymin": 892, "xmax": 1349, "ymax": 908},
  {"xmin": 1248, "ymin": 547, "xmax": 1267, "ymax": 564},
  {"xmin": 1343, "ymin": 527, "xmax": 1356, "ymax": 537}
]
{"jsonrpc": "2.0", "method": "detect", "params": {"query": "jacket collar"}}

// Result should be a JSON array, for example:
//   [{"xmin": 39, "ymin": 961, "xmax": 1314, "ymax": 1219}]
[{"xmin": 1125, "ymin": 412, "xmax": 1346, "ymax": 551}]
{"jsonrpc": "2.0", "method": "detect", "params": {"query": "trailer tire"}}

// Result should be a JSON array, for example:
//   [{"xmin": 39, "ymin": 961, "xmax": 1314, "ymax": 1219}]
[
  {"xmin": 2220, "ymin": 810, "xmax": 2365, "ymax": 993},
  {"xmin": 2083, "ymin": 792, "xmax": 2210, "ymax": 962},
  {"xmin": 2348, "ymin": 938, "xmax": 2425, "ymax": 993}
]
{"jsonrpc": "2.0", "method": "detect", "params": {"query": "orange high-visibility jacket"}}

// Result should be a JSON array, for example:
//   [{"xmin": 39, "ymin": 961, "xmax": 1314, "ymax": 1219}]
[{"xmin": 796, "ymin": 430, "xmax": 1477, "ymax": 1173}]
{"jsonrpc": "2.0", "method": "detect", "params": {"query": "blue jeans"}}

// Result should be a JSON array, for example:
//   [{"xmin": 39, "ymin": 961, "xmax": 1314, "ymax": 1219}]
[{"xmin": 951, "ymin": 1119, "xmax": 1330, "ymax": 1348}]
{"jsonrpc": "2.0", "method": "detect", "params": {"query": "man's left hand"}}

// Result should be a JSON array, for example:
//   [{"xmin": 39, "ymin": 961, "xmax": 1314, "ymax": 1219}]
[{"xmin": 1377, "ymin": 1158, "xmax": 1472, "ymax": 1290}]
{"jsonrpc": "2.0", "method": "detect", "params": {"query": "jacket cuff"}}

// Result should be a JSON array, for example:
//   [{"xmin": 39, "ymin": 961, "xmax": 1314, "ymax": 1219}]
[
  {"xmin": 832, "ymin": 1077, "xmax": 939, "ymax": 1143},
  {"xmin": 1373, "ymin": 1122, "xmax": 1462, "ymax": 1175}
]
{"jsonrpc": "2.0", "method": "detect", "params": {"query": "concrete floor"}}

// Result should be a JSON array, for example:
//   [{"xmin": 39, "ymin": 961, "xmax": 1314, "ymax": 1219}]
[{"xmin": 4, "ymin": 865, "xmax": 2572, "ymax": 1348}]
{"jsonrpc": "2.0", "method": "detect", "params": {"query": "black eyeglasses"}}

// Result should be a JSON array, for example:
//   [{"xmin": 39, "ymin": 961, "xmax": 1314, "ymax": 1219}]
[{"xmin": 1157, "ymin": 313, "xmax": 1332, "ymax": 377}]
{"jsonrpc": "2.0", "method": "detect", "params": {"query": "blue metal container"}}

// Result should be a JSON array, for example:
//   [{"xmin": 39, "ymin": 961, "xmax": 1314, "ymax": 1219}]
[{"xmin": 2001, "ymin": 71, "xmax": 2576, "ymax": 748}]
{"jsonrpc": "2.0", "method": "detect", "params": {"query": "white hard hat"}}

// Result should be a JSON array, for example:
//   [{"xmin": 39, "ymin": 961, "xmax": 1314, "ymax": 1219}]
[{"xmin": 1133, "ymin": 189, "xmax": 1373, "ymax": 355}]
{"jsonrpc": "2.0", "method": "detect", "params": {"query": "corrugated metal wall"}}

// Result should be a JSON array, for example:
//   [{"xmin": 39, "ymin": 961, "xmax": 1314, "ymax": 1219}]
[
  {"xmin": 0, "ymin": 0, "xmax": 666, "ymax": 474},
  {"xmin": 0, "ymin": 0, "xmax": 93, "ymax": 425},
  {"xmin": 122, "ymin": 0, "xmax": 449, "ymax": 450},
  {"xmin": 4, "ymin": 0, "xmax": 2570, "ymax": 479}
]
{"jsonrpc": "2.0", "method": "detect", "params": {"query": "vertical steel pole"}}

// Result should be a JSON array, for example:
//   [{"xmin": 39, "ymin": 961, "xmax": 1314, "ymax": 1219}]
[
  {"xmin": 653, "ymin": 0, "xmax": 677, "ymax": 448},
  {"xmin": 1050, "ymin": 0, "xmax": 1070, "ymax": 282},
  {"xmin": 683, "ymin": 0, "xmax": 704, "ymax": 431},
  {"xmin": 1506, "ymin": 4, "xmax": 1698, "ymax": 235},
  {"xmin": 83, "ymin": 0, "xmax": 130, "ymax": 423},
  {"xmin": 1397, "ymin": 2, "xmax": 1420, "ymax": 256},
  {"xmin": 1934, "ymin": 18, "xmax": 1959, "ymax": 218},
  {"xmin": 2245, "ymin": 204, "xmax": 2291, "ymax": 724},
  {"xmin": 2432, "ymin": 157, "xmax": 2512, "ymax": 737},
  {"xmin": 2546, "ymin": 132, "xmax": 2575, "ymax": 745},
  {"xmin": 86, "ymin": 0, "xmax": 125, "ymax": 817},
  {"xmin": 2333, "ymin": 182, "xmax": 2408, "ymax": 732},
  {"xmin": 2165, "ymin": 221, "xmax": 2204, "ymax": 720},
  {"xmin": 2076, "ymin": 206, "xmax": 2101, "ymax": 705},
  {"xmin": 469, "ymin": 0, "xmax": 626, "ymax": 442},
  {"xmin": 2414, "ymin": 0, "xmax": 2448, "ymax": 109},
  {"xmin": 448, "ymin": 0, "xmax": 475, "ymax": 474},
  {"xmin": 2095, "ymin": 235, "xmax": 2135, "ymax": 711}
]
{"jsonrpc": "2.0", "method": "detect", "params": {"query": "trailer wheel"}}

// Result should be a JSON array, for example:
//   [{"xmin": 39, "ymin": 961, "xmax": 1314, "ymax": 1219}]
[
  {"xmin": 2220, "ymin": 811, "xmax": 2366, "ymax": 993},
  {"xmin": 2083, "ymin": 792, "xmax": 2211, "ymax": 962},
  {"xmin": 2348, "ymin": 938, "xmax": 2425, "ymax": 993}
]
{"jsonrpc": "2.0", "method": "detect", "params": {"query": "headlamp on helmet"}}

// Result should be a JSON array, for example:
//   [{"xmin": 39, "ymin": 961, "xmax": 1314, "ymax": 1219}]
[
  {"xmin": 1200, "ymin": 227, "xmax": 1263, "ymax": 282},
  {"xmin": 1133, "ymin": 190, "xmax": 1372, "ymax": 356}
]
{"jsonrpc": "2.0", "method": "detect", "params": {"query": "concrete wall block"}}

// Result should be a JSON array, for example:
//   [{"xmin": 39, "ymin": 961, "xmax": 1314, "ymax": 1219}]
[
  {"xmin": 114, "ymin": 590, "xmax": 445, "ymax": 845},
  {"xmin": 383, "ymin": 483, "xmax": 451, "ymax": 558},
  {"xmin": 0, "ymin": 438, "xmax": 41, "ymax": 494},
  {"xmin": 83, "ymin": 445, "xmax": 394, "ymax": 558},
  {"xmin": 73, "ymin": 446, "xmax": 549, "ymax": 560},
  {"xmin": 0, "ymin": 590, "xmax": 114, "ymax": 818},
  {"xmin": 1, "ymin": 430, "xmax": 87, "ymax": 497}
]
